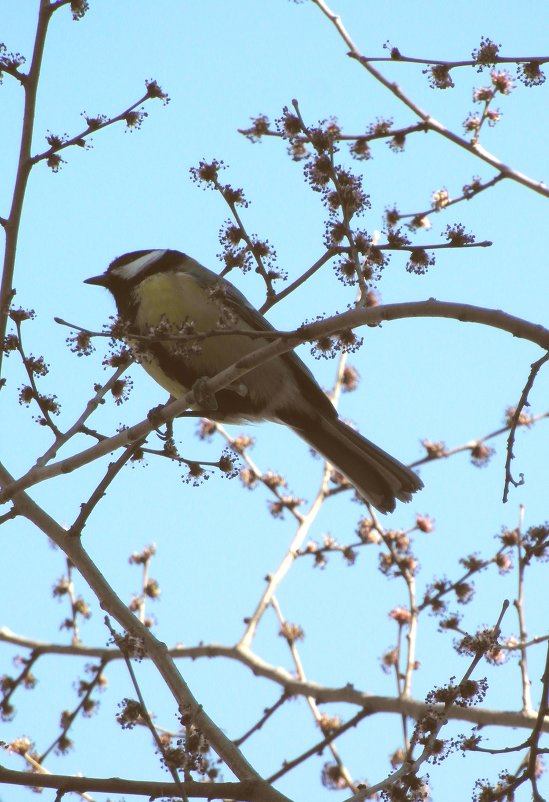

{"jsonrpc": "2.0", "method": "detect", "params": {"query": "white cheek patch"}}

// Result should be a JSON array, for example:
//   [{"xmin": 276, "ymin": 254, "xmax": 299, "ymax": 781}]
[{"xmin": 113, "ymin": 250, "xmax": 168, "ymax": 281}]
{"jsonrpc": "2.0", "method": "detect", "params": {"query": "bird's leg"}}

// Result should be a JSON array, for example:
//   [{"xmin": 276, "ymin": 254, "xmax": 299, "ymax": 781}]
[{"xmin": 226, "ymin": 382, "xmax": 248, "ymax": 398}]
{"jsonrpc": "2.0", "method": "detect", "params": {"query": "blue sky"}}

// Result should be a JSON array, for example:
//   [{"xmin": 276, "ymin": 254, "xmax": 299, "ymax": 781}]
[{"xmin": 1, "ymin": 2, "xmax": 548, "ymax": 801}]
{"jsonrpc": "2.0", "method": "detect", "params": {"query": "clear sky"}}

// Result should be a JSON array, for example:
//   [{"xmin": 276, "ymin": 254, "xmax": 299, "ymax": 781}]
[{"xmin": 1, "ymin": 2, "xmax": 548, "ymax": 801}]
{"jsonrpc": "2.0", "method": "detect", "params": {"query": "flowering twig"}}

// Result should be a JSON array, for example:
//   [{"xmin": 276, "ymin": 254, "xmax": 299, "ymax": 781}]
[
  {"xmin": 104, "ymin": 617, "xmax": 189, "ymax": 802},
  {"xmin": 38, "ymin": 659, "xmax": 107, "ymax": 763},
  {"xmin": 340, "ymin": 601, "xmax": 510, "ymax": 801},
  {"xmin": 31, "ymin": 81, "xmax": 168, "ymax": 168}
]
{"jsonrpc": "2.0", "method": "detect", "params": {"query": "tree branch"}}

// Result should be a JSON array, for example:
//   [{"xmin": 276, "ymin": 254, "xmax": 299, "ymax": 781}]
[
  {"xmin": 311, "ymin": 0, "xmax": 549, "ymax": 198},
  {"xmin": 1, "ymin": 628, "xmax": 545, "ymax": 734},
  {"xmin": 0, "ymin": 765, "xmax": 268, "ymax": 801},
  {"xmin": 0, "ymin": 0, "xmax": 51, "ymax": 381},
  {"xmin": 2, "ymin": 299, "xmax": 548, "ymax": 502}
]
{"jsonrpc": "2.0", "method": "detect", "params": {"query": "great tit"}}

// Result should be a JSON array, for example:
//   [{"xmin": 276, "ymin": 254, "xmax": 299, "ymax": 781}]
[{"xmin": 85, "ymin": 249, "xmax": 422, "ymax": 512}]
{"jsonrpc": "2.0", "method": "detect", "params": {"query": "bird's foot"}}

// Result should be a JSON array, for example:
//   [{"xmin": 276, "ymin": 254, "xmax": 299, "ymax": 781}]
[
  {"xmin": 154, "ymin": 419, "xmax": 174, "ymax": 441},
  {"xmin": 192, "ymin": 377, "xmax": 218, "ymax": 411},
  {"xmin": 147, "ymin": 403, "xmax": 166, "ymax": 428}
]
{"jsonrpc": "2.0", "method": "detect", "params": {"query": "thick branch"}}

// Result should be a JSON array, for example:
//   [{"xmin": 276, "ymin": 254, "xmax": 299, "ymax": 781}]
[
  {"xmin": 0, "ymin": 0, "xmax": 51, "ymax": 381},
  {"xmin": 0, "ymin": 766, "xmax": 265, "ymax": 801}
]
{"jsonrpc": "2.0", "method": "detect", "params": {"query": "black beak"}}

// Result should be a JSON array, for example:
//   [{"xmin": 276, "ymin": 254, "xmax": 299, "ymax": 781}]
[{"xmin": 84, "ymin": 274, "xmax": 109, "ymax": 287}]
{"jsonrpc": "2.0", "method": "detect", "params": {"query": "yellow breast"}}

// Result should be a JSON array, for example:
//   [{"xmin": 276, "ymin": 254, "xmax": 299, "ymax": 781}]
[
  {"xmin": 133, "ymin": 271, "xmax": 221, "ymax": 330},
  {"xmin": 129, "ymin": 270, "xmax": 271, "ymax": 402}
]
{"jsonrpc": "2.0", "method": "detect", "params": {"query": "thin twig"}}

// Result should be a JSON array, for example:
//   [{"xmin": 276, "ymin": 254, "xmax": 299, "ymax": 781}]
[
  {"xmin": 68, "ymin": 440, "xmax": 144, "ymax": 537},
  {"xmin": 527, "ymin": 641, "xmax": 549, "ymax": 799},
  {"xmin": 356, "ymin": 52, "xmax": 549, "ymax": 69},
  {"xmin": 233, "ymin": 692, "xmax": 290, "ymax": 747},
  {"xmin": 35, "ymin": 363, "xmax": 130, "ymax": 469},
  {"xmin": 267, "ymin": 708, "xmax": 371, "ymax": 783},
  {"xmin": 271, "ymin": 595, "xmax": 357, "ymax": 793},
  {"xmin": 503, "ymin": 352, "xmax": 549, "ymax": 502},
  {"xmin": 514, "ymin": 505, "xmax": 534, "ymax": 714},
  {"xmin": 397, "ymin": 174, "xmax": 506, "ymax": 221}
]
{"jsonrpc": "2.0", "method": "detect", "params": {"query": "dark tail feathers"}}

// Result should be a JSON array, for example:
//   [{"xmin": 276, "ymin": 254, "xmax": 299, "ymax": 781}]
[{"xmin": 295, "ymin": 416, "xmax": 423, "ymax": 514}]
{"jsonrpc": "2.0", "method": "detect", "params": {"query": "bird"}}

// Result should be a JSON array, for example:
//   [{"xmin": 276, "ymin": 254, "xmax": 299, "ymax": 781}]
[{"xmin": 85, "ymin": 249, "xmax": 422, "ymax": 513}]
